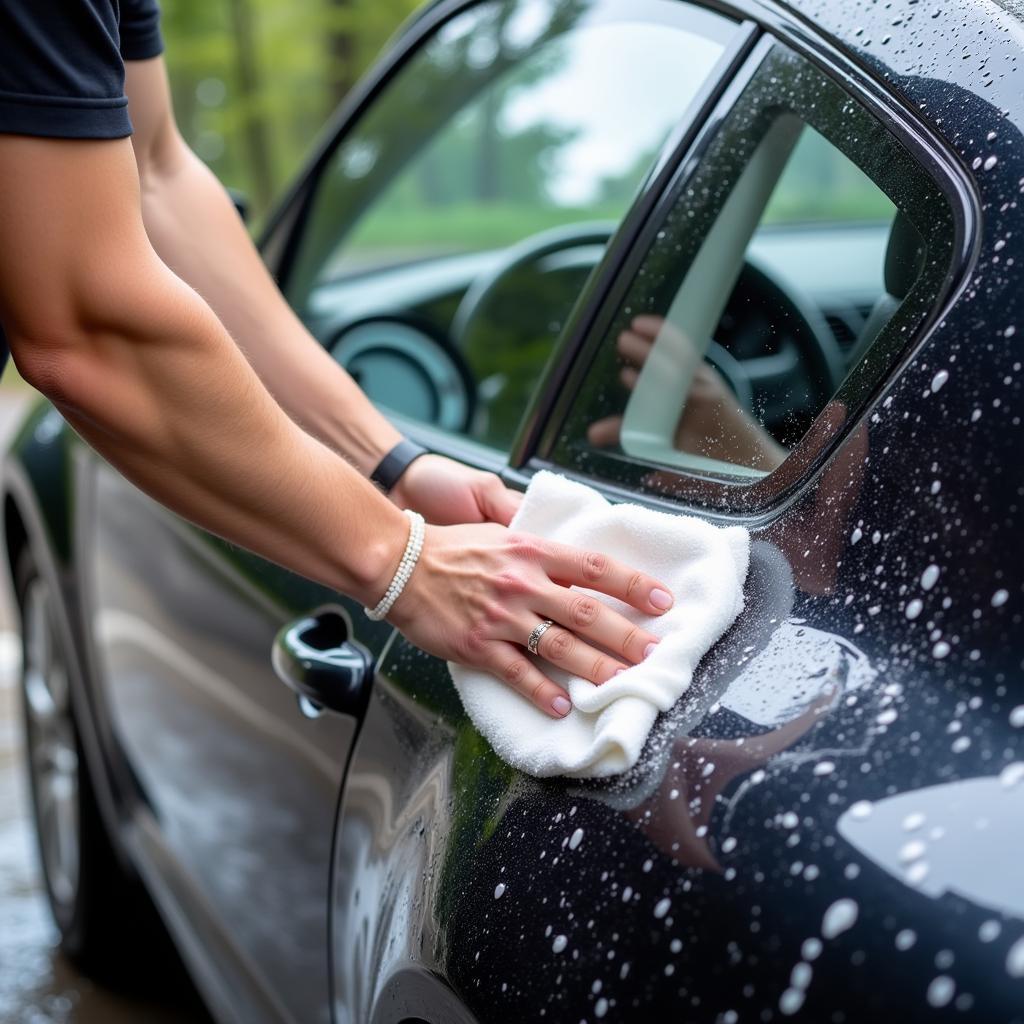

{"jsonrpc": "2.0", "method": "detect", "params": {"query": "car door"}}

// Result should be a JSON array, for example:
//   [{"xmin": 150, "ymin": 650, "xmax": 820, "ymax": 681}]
[
  {"xmin": 323, "ymin": 23, "xmax": 1022, "ymax": 1024},
  {"xmin": 83, "ymin": 460, "xmax": 394, "ymax": 1024},
  {"xmin": 255, "ymin": 0, "xmax": 750, "ymax": 1018},
  {"xmin": 81, "ymin": 2, "xmax": 744, "ymax": 1022}
]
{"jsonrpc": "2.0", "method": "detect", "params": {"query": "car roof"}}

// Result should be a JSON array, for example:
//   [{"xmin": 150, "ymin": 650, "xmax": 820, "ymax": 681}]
[{"xmin": 772, "ymin": 0, "xmax": 1024, "ymax": 128}]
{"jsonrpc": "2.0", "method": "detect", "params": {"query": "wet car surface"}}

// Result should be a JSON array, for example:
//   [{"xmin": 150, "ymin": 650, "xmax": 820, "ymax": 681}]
[
  {"xmin": 0, "ymin": 392, "xmax": 197, "ymax": 1023},
  {"xmin": 0, "ymin": 662, "xmax": 196, "ymax": 1024},
  {"xmin": 4, "ymin": 0, "xmax": 1024, "ymax": 1022}
]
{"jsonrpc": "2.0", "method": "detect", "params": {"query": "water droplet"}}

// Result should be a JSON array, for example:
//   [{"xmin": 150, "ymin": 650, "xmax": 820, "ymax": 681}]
[
  {"xmin": 779, "ymin": 988, "xmax": 805, "ymax": 1015},
  {"xmin": 814, "ymin": 761, "xmax": 836, "ymax": 776},
  {"xmin": 899, "ymin": 840, "xmax": 927, "ymax": 863},
  {"xmin": 802, "ymin": 937, "xmax": 823, "ymax": 961},
  {"xmin": 1010, "ymin": 705, "xmax": 1024, "ymax": 728},
  {"xmin": 999, "ymin": 762, "xmax": 1024, "ymax": 788},
  {"xmin": 930, "ymin": 369, "xmax": 949, "ymax": 392},
  {"xmin": 921, "ymin": 565, "xmax": 940, "ymax": 591},
  {"xmin": 927, "ymin": 975, "xmax": 955, "ymax": 1008},
  {"xmin": 906, "ymin": 860, "xmax": 930, "ymax": 886},
  {"xmin": 653, "ymin": 897, "xmax": 672, "ymax": 919},
  {"xmin": 992, "ymin": 589, "xmax": 1009, "ymax": 607},
  {"xmin": 791, "ymin": 962, "xmax": 812, "ymax": 989},
  {"xmin": 494, "ymin": 882, "xmax": 506, "ymax": 899},
  {"xmin": 721, "ymin": 836, "xmax": 737, "ymax": 853},
  {"xmin": 984, "ymin": 154, "xmax": 998, "ymax": 171},
  {"xmin": 552, "ymin": 934, "xmax": 568, "ymax": 953},
  {"xmin": 979, "ymin": 919, "xmax": 1001, "ymax": 942},
  {"xmin": 781, "ymin": 811, "xmax": 799, "ymax": 828},
  {"xmin": 851, "ymin": 527, "xmax": 863, "ymax": 544},
  {"xmin": 903, "ymin": 812, "xmax": 926, "ymax": 831},
  {"xmin": 905, "ymin": 598, "xmax": 924, "ymax": 620},
  {"xmin": 595, "ymin": 997, "xmax": 609, "ymax": 1018},
  {"xmin": 933, "ymin": 640, "xmax": 951, "ymax": 659},
  {"xmin": 896, "ymin": 929, "xmax": 917, "ymax": 950},
  {"xmin": 568, "ymin": 827, "xmax": 584, "ymax": 851},
  {"xmin": 822, "ymin": 898, "xmax": 858, "ymax": 939},
  {"xmin": 1009, "ymin": 937, "xmax": 1024, "ymax": 978},
  {"xmin": 850, "ymin": 800, "xmax": 873, "ymax": 819}
]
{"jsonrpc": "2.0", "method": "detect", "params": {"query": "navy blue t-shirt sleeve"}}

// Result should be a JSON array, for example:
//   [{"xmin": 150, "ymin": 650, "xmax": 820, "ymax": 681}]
[{"xmin": 0, "ymin": 0, "xmax": 164, "ymax": 140}]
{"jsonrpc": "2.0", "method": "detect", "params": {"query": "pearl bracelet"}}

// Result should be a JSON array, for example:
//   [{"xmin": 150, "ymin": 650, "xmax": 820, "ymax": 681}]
[{"xmin": 364, "ymin": 509, "xmax": 425, "ymax": 621}]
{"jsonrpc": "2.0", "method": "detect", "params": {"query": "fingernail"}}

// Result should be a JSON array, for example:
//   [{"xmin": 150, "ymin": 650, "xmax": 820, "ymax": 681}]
[
  {"xmin": 615, "ymin": 668, "xmax": 626, "ymax": 677},
  {"xmin": 650, "ymin": 588, "xmax": 673, "ymax": 610},
  {"xmin": 551, "ymin": 696, "xmax": 572, "ymax": 717},
  {"xmin": 644, "ymin": 642, "xmax": 658, "ymax": 659}
]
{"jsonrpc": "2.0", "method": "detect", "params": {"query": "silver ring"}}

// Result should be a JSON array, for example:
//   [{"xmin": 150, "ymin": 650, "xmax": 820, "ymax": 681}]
[{"xmin": 527, "ymin": 619, "xmax": 555, "ymax": 655}]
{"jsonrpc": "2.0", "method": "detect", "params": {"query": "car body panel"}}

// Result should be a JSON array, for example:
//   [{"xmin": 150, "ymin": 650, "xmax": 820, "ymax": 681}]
[
  {"xmin": 86, "ymin": 465, "xmax": 354, "ymax": 1024},
  {"xmin": 319, "ymin": 2, "xmax": 1024, "ymax": 1023},
  {"xmin": 2, "ymin": 0, "xmax": 1022, "ymax": 1022}
]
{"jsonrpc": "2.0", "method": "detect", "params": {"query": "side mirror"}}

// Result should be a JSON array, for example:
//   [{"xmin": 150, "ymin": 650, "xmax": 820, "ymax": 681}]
[{"xmin": 227, "ymin": 188, "xmax": 250, "ymax": 224}]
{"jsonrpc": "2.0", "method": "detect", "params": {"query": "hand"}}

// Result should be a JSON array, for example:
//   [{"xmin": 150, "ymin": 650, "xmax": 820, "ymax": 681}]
[
  {"xmin": 388, "ymin": 524, "xmax": 674, "ymax": 719},
  {"xmin": 587, "ymin": 315, "xmax": 786, "ymax": 471},
  {"xmin": 390, "ymin": 453, "xmax": 522, "ymax": 526}
]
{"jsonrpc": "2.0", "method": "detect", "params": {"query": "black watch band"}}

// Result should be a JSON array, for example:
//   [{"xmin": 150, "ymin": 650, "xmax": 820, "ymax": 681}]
[{"xmin": 370, "ymin": 439, "xmax": 429, "ymax": 494}]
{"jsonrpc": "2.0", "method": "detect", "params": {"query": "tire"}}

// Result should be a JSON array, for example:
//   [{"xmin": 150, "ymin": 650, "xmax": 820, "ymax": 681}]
[{"xmin": 15, "ymin": 545, "xmax": 199, "ymax": 1003}]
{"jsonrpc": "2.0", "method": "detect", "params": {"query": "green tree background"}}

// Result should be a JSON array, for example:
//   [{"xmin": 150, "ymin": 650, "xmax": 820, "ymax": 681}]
[{"xmin": 161, "ymin": 0, "xmax": 422, "ymax": 219}]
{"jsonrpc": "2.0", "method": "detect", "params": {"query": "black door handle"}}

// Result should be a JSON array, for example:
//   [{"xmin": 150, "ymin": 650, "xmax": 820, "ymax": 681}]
[{"xmin": 272, "ymin": 609, "xmax": 370, "ymax": 716}]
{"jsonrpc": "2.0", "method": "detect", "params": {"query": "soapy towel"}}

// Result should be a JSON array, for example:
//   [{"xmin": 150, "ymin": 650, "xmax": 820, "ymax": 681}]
[{"xmin": 448, "ymin": 471, "xmax": 750, "ymax": 779}]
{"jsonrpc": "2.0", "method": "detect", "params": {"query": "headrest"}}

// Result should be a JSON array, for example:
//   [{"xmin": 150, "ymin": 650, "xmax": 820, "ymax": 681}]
[{"xmin": 884, "ymin": 210, "xmax": 926, "ymax": 300}]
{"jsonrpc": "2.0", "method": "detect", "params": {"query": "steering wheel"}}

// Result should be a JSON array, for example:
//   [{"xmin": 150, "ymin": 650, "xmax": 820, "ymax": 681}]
[
  {"xmin": 451, "ymin": 222, "xmax": 617, "ymax": 448},
  {"xmin": 451, "ymin": 221, "xmax": 844, "ymax": 447},
  {"xmin": 718, "ymin": 258, "xmax": 846, "ymax": 433},
  {"xmin": 452, "ymin": 221, "xmax": 616, "ymax": 344}
]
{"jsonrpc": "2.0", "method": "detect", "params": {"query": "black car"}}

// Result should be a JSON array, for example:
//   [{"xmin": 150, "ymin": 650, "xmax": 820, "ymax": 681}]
[{"xmin": 6, "ymin": 0, "xmax": 1023, "ymax": 1021}]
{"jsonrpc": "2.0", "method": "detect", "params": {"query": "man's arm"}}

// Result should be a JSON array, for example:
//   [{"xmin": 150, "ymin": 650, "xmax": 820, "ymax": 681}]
[
  {"xmin": 125, "ymin": 56, "xmax": 517, "ymax": 526},
  {"xmin": 0, "ymin": 134, "xmax": 407, "ymax": 602},
  {"xmin": 0, "ymin": 133, "xmax": 673, "ymax": 718}
]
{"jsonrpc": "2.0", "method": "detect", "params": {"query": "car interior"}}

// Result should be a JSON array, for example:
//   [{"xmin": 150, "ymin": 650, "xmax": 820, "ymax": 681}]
[{"xmin": 283, "ymin": 1, "xmax": 932, "ymax": 479}]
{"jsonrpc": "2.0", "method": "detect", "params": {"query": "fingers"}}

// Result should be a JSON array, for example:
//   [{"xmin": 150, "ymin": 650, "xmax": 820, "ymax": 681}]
[
  {"xmin": 538, "ymin": 542, "xmax": 673, "ymax": 617},
  {"xmin": 586, "ymin": 415, "xmax": 623, "ymax": 448},
  {"xmin": 616, "ymin": 326, "xmax": 656, "ymax": 367},
  {"xmin": 619, "ymin": 365, "xmax": 639, "ymax": 389},
  {"xmin": 485, "ymin": 640, "xmax": 573, "ymax": 719},
  {"xmin": 533, "ymin": 586, "xmax": 660, "ymax": 666},
  {"xmin": 630, "ymin": 314, "xmax": 664, "ymax": 338},
  {"xmin": 518, "ymin": 616, "xmax": 627, "ymax": 684},
  {"xmin": 477, "ymin": 474, "xmax": 522, "ymax": 526}
]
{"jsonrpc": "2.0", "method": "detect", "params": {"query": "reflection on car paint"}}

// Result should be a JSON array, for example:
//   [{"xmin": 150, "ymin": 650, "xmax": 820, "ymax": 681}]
[{"xmin": 838, "ymin": 775, "xmax": 1024, "ymax": 923}]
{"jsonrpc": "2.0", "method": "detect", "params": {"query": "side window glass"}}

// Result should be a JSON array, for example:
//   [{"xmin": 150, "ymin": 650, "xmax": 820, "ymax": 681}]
[
  {"xmin": 285, "ymin": 0, "xmax": 738, "ymax": 452},
  {"xmin": 553, "ymin": 44, "xmax": 956, "ymax": 494}
]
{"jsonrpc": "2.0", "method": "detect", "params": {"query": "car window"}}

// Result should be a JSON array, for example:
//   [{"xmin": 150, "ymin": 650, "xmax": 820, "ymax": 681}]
[
  {"xmin": 551, "ymin": 42, "xmax": 956, "ymax": 494},
  {"xmin": 285, "ymin": 0, "xmax": 740, "ymax": 452}
]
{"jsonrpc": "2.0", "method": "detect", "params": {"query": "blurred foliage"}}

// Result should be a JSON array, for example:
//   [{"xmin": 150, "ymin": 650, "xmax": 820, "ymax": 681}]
[{"xmin": 161, "ymin": 0, "xmax": 423, "ymax": 218}]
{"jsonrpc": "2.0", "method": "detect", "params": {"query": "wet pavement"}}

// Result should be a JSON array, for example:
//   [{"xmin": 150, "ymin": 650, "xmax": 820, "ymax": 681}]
[{"xmin": 0, "ymin": 390, "xmax": 199, "ymax": 1023}]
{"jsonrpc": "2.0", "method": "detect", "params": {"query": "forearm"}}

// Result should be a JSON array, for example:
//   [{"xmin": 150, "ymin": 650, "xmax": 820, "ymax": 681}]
[
  {"xmin": 15, "ymin": 258, "xmax": 406, "ymax": 604},
  {"xmin": 137, "ymin": 137, "xmax": 401, "ymax": 473}
]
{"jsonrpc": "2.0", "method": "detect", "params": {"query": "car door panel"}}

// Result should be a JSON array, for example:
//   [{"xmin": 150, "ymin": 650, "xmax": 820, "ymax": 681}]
[
  {"xmin": 85, "ymin": 463, "xmax": 385, "ymax": 1024},
  {"xmin": 325, "ymin": 17, "xmax": 1021, "ymax": 1024},
  {"xmin": 331, "ymin": 373, "xmax": 1022, "ymax": 1022}
]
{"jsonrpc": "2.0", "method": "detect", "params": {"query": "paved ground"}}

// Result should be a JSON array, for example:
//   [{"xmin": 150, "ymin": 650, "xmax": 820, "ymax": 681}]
[{"xmin": 0, "ymin": 391, "xmax": 199, "ymax": 1023}]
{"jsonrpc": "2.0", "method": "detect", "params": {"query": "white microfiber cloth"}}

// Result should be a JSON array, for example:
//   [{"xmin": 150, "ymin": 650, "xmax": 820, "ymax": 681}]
[{"xmin": 448, "ymin": 471, "xmax": 750, "ymax": 779}]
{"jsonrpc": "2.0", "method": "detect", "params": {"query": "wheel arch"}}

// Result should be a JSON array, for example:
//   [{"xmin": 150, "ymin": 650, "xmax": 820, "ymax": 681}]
[{"xmin": 2, "ymin": 408, "xmax": 137, "ymax": 877}]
